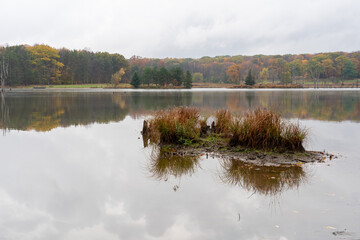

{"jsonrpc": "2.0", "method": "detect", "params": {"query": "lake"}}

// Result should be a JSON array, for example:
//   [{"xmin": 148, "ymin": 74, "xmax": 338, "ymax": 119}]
[{"xmin": 1, "ymin": 89, "xmax": 360, "ymax": 240}]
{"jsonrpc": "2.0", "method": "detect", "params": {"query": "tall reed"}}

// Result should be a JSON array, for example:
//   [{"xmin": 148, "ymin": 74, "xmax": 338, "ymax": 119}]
[
  {"xmin": 144, "ymin": 107, "xmax": 308, "ymax": 152},
  {"xmin": 147, "ymin": 106, "xmax": 201, "ymax": 144},
  {"xmin": 214, "ymin": 109, "xmax": 233, "ymax": 136},
  {"xmin": 229, "ymin": 108, "xmax": 307, "ymax": 152}
]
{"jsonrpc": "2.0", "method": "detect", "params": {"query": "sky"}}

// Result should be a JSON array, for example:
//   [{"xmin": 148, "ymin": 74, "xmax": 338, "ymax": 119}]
[{"xmin": 1, "ymin": 0, "xmax": 359, "ymax": 58}]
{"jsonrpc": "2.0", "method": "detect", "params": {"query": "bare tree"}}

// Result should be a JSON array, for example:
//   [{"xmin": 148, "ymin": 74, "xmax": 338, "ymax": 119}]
[{"xmin": 1, "ymin": 56, "xmax": 8, "ymax": 92}]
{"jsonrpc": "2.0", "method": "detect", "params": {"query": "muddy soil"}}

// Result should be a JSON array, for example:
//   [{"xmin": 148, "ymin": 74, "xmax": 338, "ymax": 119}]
[{"xmin": 157, "ymin": 141, "xmax": 336, "ymax": 166}]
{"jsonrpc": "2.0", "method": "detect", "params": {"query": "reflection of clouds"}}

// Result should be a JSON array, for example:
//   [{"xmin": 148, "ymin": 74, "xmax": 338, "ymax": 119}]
[
  {"xmin": 0, "ymin": 120, "xmax": 140, "ymax": 239},
  {"xmin": 0, "ymin": 118, "xmax": 359, "ymax": 239},
  {"xmin": 0, "ymin": 190, "xmax": 53, "ymax": 240}
]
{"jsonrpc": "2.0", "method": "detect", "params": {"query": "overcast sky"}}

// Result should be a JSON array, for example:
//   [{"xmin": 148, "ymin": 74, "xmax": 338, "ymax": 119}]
[{"xmin": 1, "ymin": 0, "xmax": 359, "ymax": 58}]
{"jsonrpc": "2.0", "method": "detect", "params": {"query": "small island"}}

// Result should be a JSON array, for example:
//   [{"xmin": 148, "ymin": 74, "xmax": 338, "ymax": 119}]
[{"xmin": 142, "ymin": 107, "xmax": 334, "ymax": 166}]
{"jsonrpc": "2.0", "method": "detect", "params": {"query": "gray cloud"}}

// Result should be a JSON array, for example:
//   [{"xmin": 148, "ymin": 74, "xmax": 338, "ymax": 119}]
[{"xmin": 1, "ymin": 0, "xmax": 359, "ymax": 58}]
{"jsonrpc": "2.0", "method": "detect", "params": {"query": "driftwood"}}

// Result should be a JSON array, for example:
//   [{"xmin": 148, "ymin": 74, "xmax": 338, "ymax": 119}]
[{"xmin": 142, "ymin": 120, "xmax": 149, "ymax": 135}]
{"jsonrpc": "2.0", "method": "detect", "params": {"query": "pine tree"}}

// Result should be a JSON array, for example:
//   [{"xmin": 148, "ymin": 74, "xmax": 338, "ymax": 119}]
[
  {"xmin": 184, "ymin": 70, "xmax": 192, "ymax": 88},
  {"xmin": 245, "ymin": 70, "xmax": 255, "ymax": 86},
  {"xmin": 131, "ymin": 71, "xmax": 141, "ymax": 88}
]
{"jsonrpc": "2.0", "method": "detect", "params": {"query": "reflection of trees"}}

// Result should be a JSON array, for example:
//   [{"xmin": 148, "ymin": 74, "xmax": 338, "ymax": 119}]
[
  {"xmin": 29, "ymin": 109, "xmax": 65, "ymax": 131},
  {"xmin": 245, "ymin": 91, "xmax": 255, "ymax": 108},
  {"xmin": 219, "ymin": 159, "xmax": 309, "ymax": 196},
  {"xmin": 1, "ymin": 92, "xmax": 9, "ymax": 135},
  {"xmin": 133, "ymin": 90, "xmax": 360, "ymax": 122},
  {"xmin": 2, "ymin": 90, "xmax": 360, "ymax": 132},
  {"xmin": 148, "ymin": 146, "xmax": 200, "ymax": 181},
  {"xmin": 2, "ymin": 92, "xmax": 130, "ymax": 132}
]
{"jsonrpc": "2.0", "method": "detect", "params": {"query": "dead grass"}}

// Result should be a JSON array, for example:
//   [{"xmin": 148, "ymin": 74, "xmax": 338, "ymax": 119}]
[
  {"xmin": 214, "ymin": 109, "xmax": 232, "ymax": 135},
  {"xmin": 229, "ymin": 108, "xmax": 307, "ymax": 152},
  {"xmin": 143, "ymin": 107, "xmax": 308, "ymax": 152},
  {"xmin": 146, "ymin": 106, "xmax": 201, "ymax": 144}
]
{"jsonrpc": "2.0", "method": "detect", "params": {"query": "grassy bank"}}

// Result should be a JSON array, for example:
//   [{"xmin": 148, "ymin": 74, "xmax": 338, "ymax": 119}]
[
  {"xmin": 50, "ymin": 83, "xmax": 132, "ymax": 88},
  {"xmin": 9, "ymin": 79, "xmax": 360, "ymax": 89}
]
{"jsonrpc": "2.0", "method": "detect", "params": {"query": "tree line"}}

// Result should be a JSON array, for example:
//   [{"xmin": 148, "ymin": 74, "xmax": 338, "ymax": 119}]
[
  {"xmin": 128, "ymin": 52, "xmax": 360, "ymax": 86},
  {"xmin": 1, "ymin": 44, "xmax": 359, "ymax": 87},
  {"xmin": 0, "ymin": 44, "xmax": 128, "ymax": 86},
  {"xmin": 130, "ymin": 66, "xmax": 192, "ymax": 88}
]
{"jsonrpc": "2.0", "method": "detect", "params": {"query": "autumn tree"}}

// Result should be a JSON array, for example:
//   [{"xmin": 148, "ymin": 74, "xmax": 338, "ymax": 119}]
[
  {"xmin": 289, "ymin": 59, "xmax": 304, "ymax": 83},
  {"xmin": 275, "ymin": 59, "xmax": 291, "ymax": 84},
  {"xmin": 306, "ymin": 58, "xmax": 323, "ymax": 88},
  {"xmin": 259, "ymin": 68, "xmax": 269, "ymax": 82},
  {"xmin": 111, "ymin": 68, "xmax": 125, "ymax": 87},
  {"xmin": 28, "ymin": 44, "xmax": 64, "ymax": 85},
  {"xmin": 192, "ymin": 72, "xmax": 203, "ymax": 82},
  {"xmin": 269, "ymin": 58, "xmax": 289, "ymax": 83},
  {"xmin": 320, "ymin": 58, "xmax": 336, "ymax": 85},
  {"xmin": 226, "ymin": 64, "xmax": 241, "ymax": 83},
  {"xmin": 335, "ymin": 55, "xmax": 349, "ymax": 84}
]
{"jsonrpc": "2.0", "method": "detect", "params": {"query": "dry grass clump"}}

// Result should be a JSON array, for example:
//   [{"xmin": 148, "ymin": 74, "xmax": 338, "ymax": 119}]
[
  {"xmin": 146, "ymin": 106, "xmax": 201, "ymax": 144},
  {"xmin": 282, "ymin": 123, "xmax": 308, "ymax": 152},
  {"xmin": 229, "ymin": 108, "xmax": 307, "ymax": 152},
  {"xmin": 214, "ymin": 109, "xmax": 233, "ymax": 135},
  {"xmin": 143, "ymin": 107, "xmax": 308, "ymax": 152}
]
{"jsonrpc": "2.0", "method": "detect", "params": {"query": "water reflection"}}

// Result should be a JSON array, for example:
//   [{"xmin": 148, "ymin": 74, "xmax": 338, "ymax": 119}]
[
  {"xmin": 0, "ymin": 92, "xmax": 9, "ymax": 135},
  {"xmin": 219, "ymin": 159, "xmax": 309, "ymax": 196},
  {"xmin": 147, "ymin": 146, "xmax": 200, "ymax": 182},
  {"xmin": 1, "ymin": 90, "xmax": 360, "ymax": 132},
  {"xmin": 1, "ymin": 92, "xmax": 360, "ymax": 239}
]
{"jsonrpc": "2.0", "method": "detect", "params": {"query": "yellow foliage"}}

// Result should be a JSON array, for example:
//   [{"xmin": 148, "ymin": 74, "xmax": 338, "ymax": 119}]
[{"xmin": 28, "ymin": 44, "xmax": 63, "ymax": 84}]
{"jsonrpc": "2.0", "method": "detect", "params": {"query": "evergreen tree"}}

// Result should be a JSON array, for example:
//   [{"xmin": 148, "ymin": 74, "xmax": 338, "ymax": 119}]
[
  {"xmin": 152, "ymin": 66, "xmax": 159, "ymax": 86},
  {"xmin": 170, "ymin": 66, "xmax": 184, "ymax": 86},
  {"xmin": 245, "ymin": 70, "xmax": 255, "ymax": 85},
  {"xmin": 158, "ymin": 67, "xmax": 170, "ymax": 86},
  {"xmin": 184, "ymin": 70, "xmax": 192, "ymax": 88},
  {"xmin": 130, "ymin": 71, "xmax": 141, "ymax": 88},
  {"xmin": 343, "ymin": 60, "xmax": 357, "ymax": 79},
  {"xmin": 142, "ymin": 66, "xmax": 153, "ymax": 86}
]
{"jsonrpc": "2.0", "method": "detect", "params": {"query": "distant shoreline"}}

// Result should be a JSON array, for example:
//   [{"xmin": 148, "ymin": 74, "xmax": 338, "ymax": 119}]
[{"xmin": 4, "ymin": 81, "xmax": 360, "ymax": 90}]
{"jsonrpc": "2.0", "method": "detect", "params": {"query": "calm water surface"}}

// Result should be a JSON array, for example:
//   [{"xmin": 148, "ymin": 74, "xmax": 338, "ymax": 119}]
[{"xmin": 0, "ymin": 89, "xmax": 360, "ymax": 240}]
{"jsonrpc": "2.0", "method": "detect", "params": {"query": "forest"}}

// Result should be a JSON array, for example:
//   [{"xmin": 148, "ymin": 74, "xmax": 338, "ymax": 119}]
[{"xmin": 0, "ymin": 44, "xmax": 359, "ymax": 87}]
